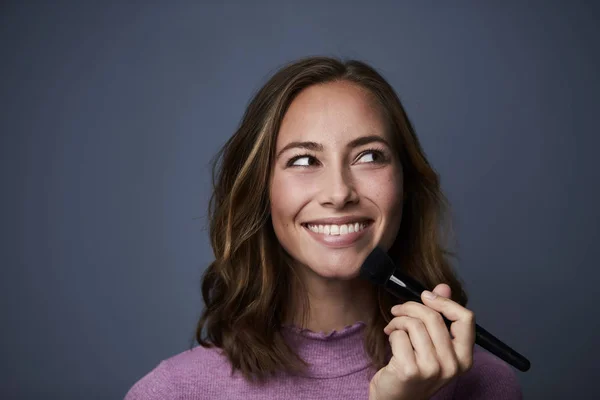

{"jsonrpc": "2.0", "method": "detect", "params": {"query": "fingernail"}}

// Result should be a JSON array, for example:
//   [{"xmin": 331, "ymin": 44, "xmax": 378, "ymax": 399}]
[{"xmin": 423, "ymin": 290, "xmax": 437, "ymax": 300}]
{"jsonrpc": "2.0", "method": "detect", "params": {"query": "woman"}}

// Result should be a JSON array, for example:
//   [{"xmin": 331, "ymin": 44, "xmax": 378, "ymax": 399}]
[{"xmin": 125, "ymin": 57, "xmax": 523, "ymax": 399}]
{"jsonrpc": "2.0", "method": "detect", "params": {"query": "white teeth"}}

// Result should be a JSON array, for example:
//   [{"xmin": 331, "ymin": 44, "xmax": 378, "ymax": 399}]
[{"xmin": 305, "ymin": 222, "xmax": 368, "ymax": 236}]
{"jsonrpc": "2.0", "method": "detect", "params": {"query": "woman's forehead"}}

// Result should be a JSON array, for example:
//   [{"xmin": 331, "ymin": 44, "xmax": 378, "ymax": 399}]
[{"xmin": 276, "ymin": 81, "xmax": 389, "ymax": 148}]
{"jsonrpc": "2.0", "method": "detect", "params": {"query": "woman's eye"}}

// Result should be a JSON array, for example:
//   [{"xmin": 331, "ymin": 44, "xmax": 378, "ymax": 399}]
[
  {"xmin": 357, "ymin": 150, "xmax": 383, "ymax": 164},
  {"xmin": 290, "ymin": 155, "xmax": 316, "ymax": 167}
]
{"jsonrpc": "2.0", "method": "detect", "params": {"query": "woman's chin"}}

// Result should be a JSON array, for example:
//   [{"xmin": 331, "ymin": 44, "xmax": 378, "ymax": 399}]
[{"xmin": 305, "ymin": 263, "xmax": 362, "ymax": 280}]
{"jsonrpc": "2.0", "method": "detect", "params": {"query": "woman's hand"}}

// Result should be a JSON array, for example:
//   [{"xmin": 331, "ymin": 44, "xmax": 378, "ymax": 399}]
[{"xmin": 369, "ymin": 284, "xmax": 475, "ymax": 400}]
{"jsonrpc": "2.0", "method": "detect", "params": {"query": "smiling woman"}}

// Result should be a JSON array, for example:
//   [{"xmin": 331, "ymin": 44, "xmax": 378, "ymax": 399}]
[
  {"xmin": 269, "ymin": 81, "xmax": 404, "ymax": 331},
  {"xmin": 124, "ymin": 56, "xmax": 523, "ymax": 400}
]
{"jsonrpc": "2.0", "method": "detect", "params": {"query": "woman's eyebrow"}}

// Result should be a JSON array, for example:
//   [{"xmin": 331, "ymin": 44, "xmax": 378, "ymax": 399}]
[
  {"xmin": 347, "ymin": 135, "xmax": 390, "ymax": 149},
  {"xmin": 275, "ymin": 135, "xmax": 390, "ymax": 161},
  {"xmin": 276, "ymin": 141, "xmax": 323, "ymax": 160}
]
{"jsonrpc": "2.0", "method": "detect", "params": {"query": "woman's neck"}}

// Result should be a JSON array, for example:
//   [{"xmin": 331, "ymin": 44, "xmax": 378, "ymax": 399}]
[{"xmin": 287, "ymin": 267, "xmax": 376, "ymax": 334}]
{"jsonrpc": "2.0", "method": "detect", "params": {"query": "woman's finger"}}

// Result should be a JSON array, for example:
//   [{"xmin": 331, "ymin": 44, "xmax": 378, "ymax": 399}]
[
  {"xmin": 391, "ymin": 301, "xmax": 458, "ymax": 378},
  {"xmin": 420, "ymin": 291, "xmax": 476, "ymax": 372},
  {"xmin": 385, "ymin": 316, "xmax": 440, "ymax": 378},
  {"xmin": 386, "ymin": 329, "xmax": 417, "ymax": 376}
]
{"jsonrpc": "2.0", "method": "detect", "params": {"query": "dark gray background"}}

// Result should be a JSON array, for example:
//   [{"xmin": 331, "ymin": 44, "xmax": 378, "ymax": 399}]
[{"xmin": 2, "ymin": 1, "xmax": 598, "ymax": 399}]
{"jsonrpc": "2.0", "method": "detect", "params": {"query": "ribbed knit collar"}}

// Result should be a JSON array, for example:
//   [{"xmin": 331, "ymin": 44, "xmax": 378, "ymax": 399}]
[{"xmin": 280, "ymin": 321, "xmax": 374, "ymax": 379}]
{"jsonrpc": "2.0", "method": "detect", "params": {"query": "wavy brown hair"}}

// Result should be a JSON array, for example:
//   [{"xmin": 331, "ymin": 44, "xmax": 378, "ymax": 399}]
[{"xmin": 193, "ymin": 56, "xmax": 469, "ymax": 384}]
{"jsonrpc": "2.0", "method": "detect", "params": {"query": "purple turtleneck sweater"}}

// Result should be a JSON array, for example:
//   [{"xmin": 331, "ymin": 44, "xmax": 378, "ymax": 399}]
[{"xmin": 124, "ymin": 321, "xmax": 522, "ymax": 399}]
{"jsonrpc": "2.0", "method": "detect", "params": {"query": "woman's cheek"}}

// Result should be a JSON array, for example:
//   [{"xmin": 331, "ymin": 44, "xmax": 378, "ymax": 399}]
[
  {"xmin": 357, "ymin": 169, "xmax": 398, "ymax": 200},
  {"xmin": 271, "ymin": 173, "xmax": 313, "ymax": 212}
]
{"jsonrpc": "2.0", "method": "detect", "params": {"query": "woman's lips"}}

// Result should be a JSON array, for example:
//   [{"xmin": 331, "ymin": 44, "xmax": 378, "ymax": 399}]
[{"xmin": 302, "ymin": 221, "xmax": 373, "ymax": 248}]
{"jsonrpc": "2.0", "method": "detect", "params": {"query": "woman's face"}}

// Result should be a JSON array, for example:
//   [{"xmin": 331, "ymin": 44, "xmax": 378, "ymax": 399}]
[{"xmin": 270, "ymin": 81, "xmax": 404, "ymax": 280}]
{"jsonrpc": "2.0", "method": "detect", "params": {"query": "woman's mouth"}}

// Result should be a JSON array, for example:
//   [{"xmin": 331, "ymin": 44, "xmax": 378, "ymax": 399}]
[{"xmin": 301, "ymin": 220, "xmax": 373, "ymax": 248}]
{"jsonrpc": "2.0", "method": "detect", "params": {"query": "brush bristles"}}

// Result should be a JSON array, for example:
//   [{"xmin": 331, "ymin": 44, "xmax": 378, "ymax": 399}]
[{"xmin": 359, "ymin": 246, "xmax": 396, "ymax": 285}]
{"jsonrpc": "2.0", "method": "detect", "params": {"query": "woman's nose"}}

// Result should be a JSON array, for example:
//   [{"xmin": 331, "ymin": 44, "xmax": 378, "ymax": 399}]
[{"xmin": 318, "ymin": 166, "xmax": 359, "ymax": 208}]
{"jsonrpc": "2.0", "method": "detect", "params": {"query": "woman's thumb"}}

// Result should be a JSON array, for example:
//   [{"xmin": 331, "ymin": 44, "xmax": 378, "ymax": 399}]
[{"xmin": 432, "ymin": 283, "xmax": 452, "ymax": 299}]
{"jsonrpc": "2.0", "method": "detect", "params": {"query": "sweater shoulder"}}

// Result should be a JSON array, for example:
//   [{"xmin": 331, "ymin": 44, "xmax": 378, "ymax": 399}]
[
  {"xmin": 451, "ymin": 346, "xmax": 523, "ymax": 400},
  {"xmin": 123, "ymin": 345, "xmax": 233, "ymax": 400}
]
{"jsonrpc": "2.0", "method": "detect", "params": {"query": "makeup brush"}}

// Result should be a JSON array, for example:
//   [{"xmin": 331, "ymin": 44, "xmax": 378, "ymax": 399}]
[{"xmin": 359, "ymin": 246, "xmax": 531, "ymax": 372}]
